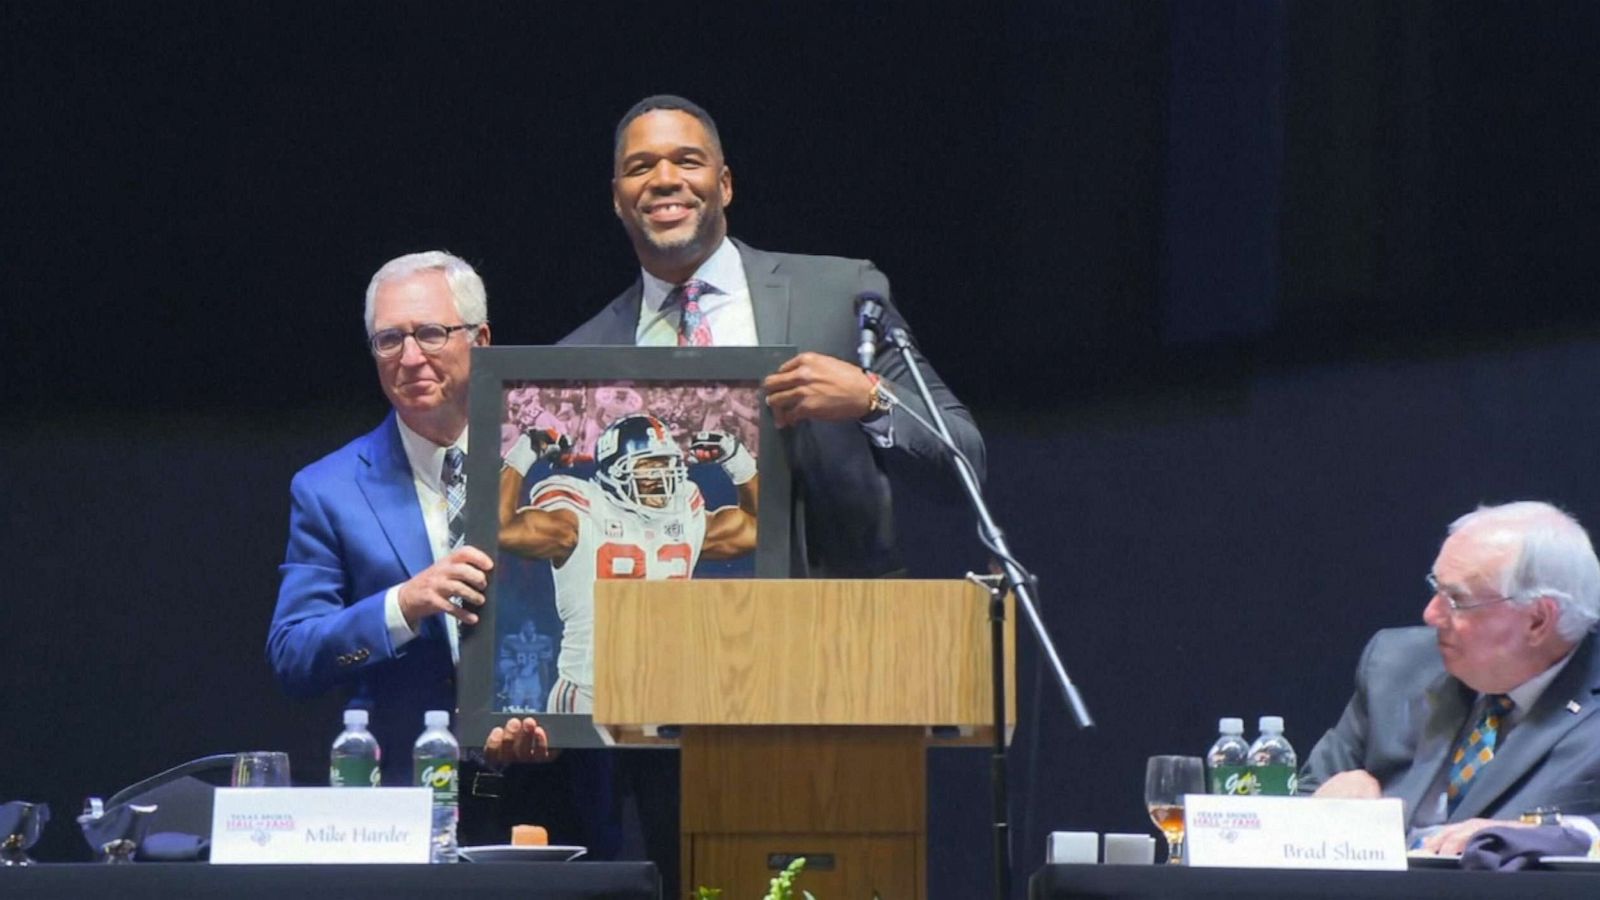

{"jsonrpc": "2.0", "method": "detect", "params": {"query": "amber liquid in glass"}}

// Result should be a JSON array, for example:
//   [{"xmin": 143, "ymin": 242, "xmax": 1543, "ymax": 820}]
[{"xmin": 1147, "ymin": 803, "xmax": 1185, "ymax": 843}]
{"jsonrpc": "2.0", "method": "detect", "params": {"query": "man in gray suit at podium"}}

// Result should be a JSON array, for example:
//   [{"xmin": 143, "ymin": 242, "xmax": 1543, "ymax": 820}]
[
  {"xmin": 519, "ymin": 94, "xmax": 989, "ymax": 897},
  {"xmin": 1302, "ymin": 501, "xmax": 1600, "ymax": 854},
  {"xmin": 561, "ymin": 94, "xmax": 986, "ymax": 578}
]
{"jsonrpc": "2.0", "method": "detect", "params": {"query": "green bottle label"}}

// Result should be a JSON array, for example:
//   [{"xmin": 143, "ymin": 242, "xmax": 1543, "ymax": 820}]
[
  {"xmin": 1251, "ymin": 764, "xmax": 1297, "ymax": 796},
  {"xmin": 1209, "ymin": 765, "xmax": 1256, "ymax": 795},
  {"xmin": 416, "ymin": 757, "xmax": 459, "ymax": 804},
  {"xmin": 330, "ymin": 758, "xmax": 380, "ymax": 787}
]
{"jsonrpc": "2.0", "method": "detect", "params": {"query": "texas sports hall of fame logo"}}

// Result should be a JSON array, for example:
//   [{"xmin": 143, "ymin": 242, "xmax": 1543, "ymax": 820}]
[
  {"xmin": 1188, "ymin": 808, "xmax": 1263, "ymax": 844},
  {"xmin": 225, "ymin": 812, "xmax": 296, "ymax": 846}
]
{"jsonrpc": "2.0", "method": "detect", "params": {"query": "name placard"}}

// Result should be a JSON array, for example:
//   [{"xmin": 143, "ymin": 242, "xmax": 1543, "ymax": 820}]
[
  {"xmin": 211, "ymin": 787, "xmax": 432, "ymax": 864},
  {"xmin": 1184, "ymin": 794, "xmax": 1406, "ymax": 871}
]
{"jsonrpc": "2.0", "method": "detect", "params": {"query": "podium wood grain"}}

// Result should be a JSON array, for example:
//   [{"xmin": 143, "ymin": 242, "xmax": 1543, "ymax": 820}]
[
  {"xmin": 593, "ymin": 579, "xmax": 1012, "ymax": 900},
  {"xmin": 679, "ymin": 726, "xmax": 924, "ymax": 833},
  {"xmin": 593, "ymin": 579, "xmax": 1014, "ymax": 728}
]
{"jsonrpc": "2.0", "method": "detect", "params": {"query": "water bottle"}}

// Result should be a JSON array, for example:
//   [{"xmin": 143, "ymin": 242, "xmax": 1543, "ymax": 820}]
[
  {"xmin": 1247, "ymin": 715, "xmax": 1298, "ymax": 796},
  {"xmin": 1206, "ymin": 717, "xmax": 1253, "ymax": 795},
  {"xmin": 413, "ymin": 710, "xmax": 460, "ymax": 863},
  {"xmin": 329, "ymin": 709, "xmax": 382, "ymax": 787}
]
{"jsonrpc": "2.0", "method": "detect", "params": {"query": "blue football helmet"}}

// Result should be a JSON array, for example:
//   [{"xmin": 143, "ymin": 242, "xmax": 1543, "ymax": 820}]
[{"xmin": 594, "ymin": 414, "xmax": 688, "ymax": 517}]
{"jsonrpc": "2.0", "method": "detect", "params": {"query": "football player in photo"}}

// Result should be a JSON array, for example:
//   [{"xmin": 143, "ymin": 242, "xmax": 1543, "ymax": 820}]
[
  {"xmin": 497, "ymin": 412, "xmax": 757, "ymax": 713},
  {"xmin": 496, "ymin": 617, "xmax": 555, "ymax": 713}
]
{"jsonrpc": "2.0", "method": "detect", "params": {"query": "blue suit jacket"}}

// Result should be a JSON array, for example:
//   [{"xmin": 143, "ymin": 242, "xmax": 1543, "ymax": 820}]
[
  {"xmin": 563, "ymin": 239, "xmax": 986, "ymax": 577},
  {"xmin": 267, "ymin": 411, "xmax": 454, "ymax": 785},
  {"xmin": 1301, "ymin": 626, "xmax": 1600, "ymax": 827}
]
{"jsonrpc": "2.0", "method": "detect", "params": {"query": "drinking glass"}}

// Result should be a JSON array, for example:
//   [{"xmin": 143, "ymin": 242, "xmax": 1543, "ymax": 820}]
[
  {"xmin": 1144, "ymin": 755, "xmax": 1204, "ymax": 865},
  {"xmin": 232, "ymin": 751, "xmax": 291, "ymax": 787},
  {"xmin": 0, "ymin": 801, "xmax": 50, "ymax": 866}
]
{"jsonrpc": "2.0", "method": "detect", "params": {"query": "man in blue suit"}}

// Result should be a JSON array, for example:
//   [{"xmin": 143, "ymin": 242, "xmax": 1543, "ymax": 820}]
[
  {"xmin": 267, "ymin": 251, "xmax": 552, "ymax": 792},
  {"xmin": 275, "ymin": 245, "xmax": 569, "ymax": 813}
]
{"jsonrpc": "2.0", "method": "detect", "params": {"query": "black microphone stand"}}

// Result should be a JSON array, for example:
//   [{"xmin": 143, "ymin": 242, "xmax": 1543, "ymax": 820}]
[{"xmin": 880, "ymin": 326, "xmax": 1094, "ymax": 900}]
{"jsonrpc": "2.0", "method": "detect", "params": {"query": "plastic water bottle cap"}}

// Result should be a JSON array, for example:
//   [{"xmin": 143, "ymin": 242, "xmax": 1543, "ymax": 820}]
[
  {"xmin": 1219, "ymin": 717, "xmax": 1244, "ymax": 734},
  {"xmin": 425, "ymin": 710, "xmax": 450, "ymax": 729},
  {"xmin": 344, "ymin": 709, "xmax": 369, "ymax": 728},
  {"xmin": 1259, "ymin": 715, "xmax": 1284, "ymax": 733}
]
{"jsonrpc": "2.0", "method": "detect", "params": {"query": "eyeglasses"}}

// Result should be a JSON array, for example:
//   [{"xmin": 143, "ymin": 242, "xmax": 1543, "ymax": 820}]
[
  {"xmin": 368, "ymin": 323, "xmax": 481, "ymax": 358},
  {"xmin": 1426, "ymin": 572, "xmax": 1513, "ymax": 613}
]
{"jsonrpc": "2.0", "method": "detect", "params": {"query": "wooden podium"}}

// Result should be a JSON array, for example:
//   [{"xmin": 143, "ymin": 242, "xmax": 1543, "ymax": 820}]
[{"xmin": 594, "ymin": 579, "xmax": 1014, "ymax": 900}]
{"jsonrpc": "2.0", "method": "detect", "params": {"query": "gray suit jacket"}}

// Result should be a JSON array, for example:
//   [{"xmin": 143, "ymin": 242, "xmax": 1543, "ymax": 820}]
[
  {"xmin": 561, "ymin": 239, "xmax": 985, "ymax": 577},
  {"xmin": 1300, "ymin": 626, "xmax": 1600, "ymax": 827}
]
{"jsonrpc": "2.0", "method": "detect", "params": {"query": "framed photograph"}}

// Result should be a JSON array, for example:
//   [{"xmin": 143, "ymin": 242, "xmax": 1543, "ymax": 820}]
[{"xmin": 459, "ymin": 346, "xmax": 794, "ymax": 747}]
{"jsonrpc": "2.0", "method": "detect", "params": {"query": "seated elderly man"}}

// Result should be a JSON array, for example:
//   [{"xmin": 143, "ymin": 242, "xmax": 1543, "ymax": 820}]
[{"xmin": 1299, "ymin": 501, "xmax": 1600, "ymax": 854}]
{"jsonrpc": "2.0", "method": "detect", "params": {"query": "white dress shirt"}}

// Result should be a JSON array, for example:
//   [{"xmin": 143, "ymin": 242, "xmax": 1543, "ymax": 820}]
[
  {"xmin": 634, "ymin": 237, "xmax": 757, "ymax": 346},
  {"xmin": 631, "ymin": 236, "xmax": 895, "ymax": 446},
  {"xmin": 383, "ymin": 418, "xmax": 468, "ymax": 662}
]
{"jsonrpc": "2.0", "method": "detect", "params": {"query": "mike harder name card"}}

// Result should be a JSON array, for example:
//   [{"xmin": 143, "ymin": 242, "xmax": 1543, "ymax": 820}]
[
  {"xmin": 211, "ymin": 787, "xmax": 432, "ymax": 864},
  {"xmin": 1184, "ymin": 794, "xmax": 1407, "ymax": 871}
]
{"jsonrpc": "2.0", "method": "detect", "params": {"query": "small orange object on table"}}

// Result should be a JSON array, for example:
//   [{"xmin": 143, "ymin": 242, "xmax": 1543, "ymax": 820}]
[{"xmin": 511, "ymin": 825, "xmax": 549, "ymax": 846}]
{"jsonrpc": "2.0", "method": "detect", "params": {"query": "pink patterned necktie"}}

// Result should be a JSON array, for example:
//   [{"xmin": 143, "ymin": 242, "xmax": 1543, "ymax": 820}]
[{"xmin": 671, "ymin": 279, "xmax": 714, "ymax": 347}]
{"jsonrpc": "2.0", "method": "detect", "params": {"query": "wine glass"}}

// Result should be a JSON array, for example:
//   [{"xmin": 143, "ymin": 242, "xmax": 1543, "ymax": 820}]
[
  {"xmin": 0, "ymin": 801, "xmax": 50, "ymax": 866},
  {"xmin": 232, "ymin": 751, "xmax": 292, "ymax": 787},
  {"xmin": 1144, "ymin": 755, "xmax": 1204, "ymax": 865}
]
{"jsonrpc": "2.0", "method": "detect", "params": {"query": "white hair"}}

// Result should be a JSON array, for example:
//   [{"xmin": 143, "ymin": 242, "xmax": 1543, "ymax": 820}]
[
  {"xmin": 1449, "ymin": 501, "xmax": 1600, "ymax": 641},
  {"xmin": 362, "ymin": 250, "xmax": 488, "ymax": 335}
]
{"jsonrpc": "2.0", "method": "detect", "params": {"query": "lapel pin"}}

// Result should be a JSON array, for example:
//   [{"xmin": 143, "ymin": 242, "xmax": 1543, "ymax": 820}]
[{"xmin": 1567, "ymin": 700, "xmax": 1582, "ymax": 715}]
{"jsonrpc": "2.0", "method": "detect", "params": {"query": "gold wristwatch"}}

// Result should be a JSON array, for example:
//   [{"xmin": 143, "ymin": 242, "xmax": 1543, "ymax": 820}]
[
  {"xmin": 1519, "ymin": 807, "xmax": 1562, "ymax": 826},
  {"xmin": 864, "ymin": 374, "xmax": 893, "ymax": 418}
]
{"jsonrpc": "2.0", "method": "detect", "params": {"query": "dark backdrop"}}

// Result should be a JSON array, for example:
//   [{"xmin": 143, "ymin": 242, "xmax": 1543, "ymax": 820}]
[{"xmin": 5, "ymin": 2, "xmax": 1600, "ymax": 897}]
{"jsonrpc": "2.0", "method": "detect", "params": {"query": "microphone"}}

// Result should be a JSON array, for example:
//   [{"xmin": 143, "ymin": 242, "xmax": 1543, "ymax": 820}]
[{"xmin": 855, "ymin": 292, "xmax": 886, "ymax": 370}]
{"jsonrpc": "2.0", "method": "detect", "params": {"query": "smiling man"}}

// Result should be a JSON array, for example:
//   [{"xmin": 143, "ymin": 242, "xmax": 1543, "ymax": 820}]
[
  {"xmin": 565, "ymin": 94, "xmax": 985, "ymax": 578},
  {"xmin": 542, "ymin": 94, "xmax": 988, "ymax": 897},
  {"xmin": 268, "ymin": 252, "xmax": 553, "ymax": 793},
  {"xmin": 268, "ymin": 252, "xmax": 497, "ymax": 784},
  {"xmin": 1300, "ymin": 501, "xmax": 1600, "ymax": 854}
]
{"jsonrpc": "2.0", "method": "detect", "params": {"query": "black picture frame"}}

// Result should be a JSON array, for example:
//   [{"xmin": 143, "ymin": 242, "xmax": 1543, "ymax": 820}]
[{"xmin": 459, "ymin": 346, "xmax": 795, "ymax": 747}]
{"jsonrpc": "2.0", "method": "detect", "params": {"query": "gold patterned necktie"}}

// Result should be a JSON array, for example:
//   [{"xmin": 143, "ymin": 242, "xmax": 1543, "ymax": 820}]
[{"xmin": 1446, "ymin": 693, "xmax": 1514, "ymax": 815}]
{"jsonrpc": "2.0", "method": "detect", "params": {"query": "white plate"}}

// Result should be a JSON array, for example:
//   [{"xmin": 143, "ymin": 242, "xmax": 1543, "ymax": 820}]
[
  {"xmin": 458, "ymin": 844, "xmax": 587, "ymax": 863},
  {"xmin": 1406, "ymin": 853, "xmax": 1461, "ymax": 869},
  {"xmin": 1541, "ymin": 855, "xmax": 1600, "ymax": 871}
]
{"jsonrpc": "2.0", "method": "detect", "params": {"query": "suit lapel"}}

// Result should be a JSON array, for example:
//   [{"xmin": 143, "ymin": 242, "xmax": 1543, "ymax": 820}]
[
  {"xmin": 601, "ymin": 283, "xmax": 645, "ymax": 345},
  {"xmin": 735, "ymin": 239, "xmax": 791, "ymax": 344},
  {"xmin": 1453, "ymin": 632, "xmax": 1600, "ymax": 820},
  {"xmin": 355, "ymin": 413, "xmax": 434, "ymax": 580},
  {"xmin": 1397, "ymin": 673, "xmax": 1472, "ymax": 827}
]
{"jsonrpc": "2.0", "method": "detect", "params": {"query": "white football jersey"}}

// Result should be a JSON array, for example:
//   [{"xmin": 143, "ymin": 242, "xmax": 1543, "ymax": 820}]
[{"xmin": 522, "ymin": 474, "xmax": 707, "ymax": 689}]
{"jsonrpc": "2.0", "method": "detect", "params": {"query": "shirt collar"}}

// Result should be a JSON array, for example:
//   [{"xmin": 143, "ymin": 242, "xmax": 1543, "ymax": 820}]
[
  {"xmin": 395, "ymin": 416, "xmax": 469, "ymax": 495},
  {"xmin": 1503, "ymin": 646, "xmax": 1578, "ymax": 714},
  {"xmin": 640, "ymin": 237, "xmax": 744, "ymax": 313}
]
